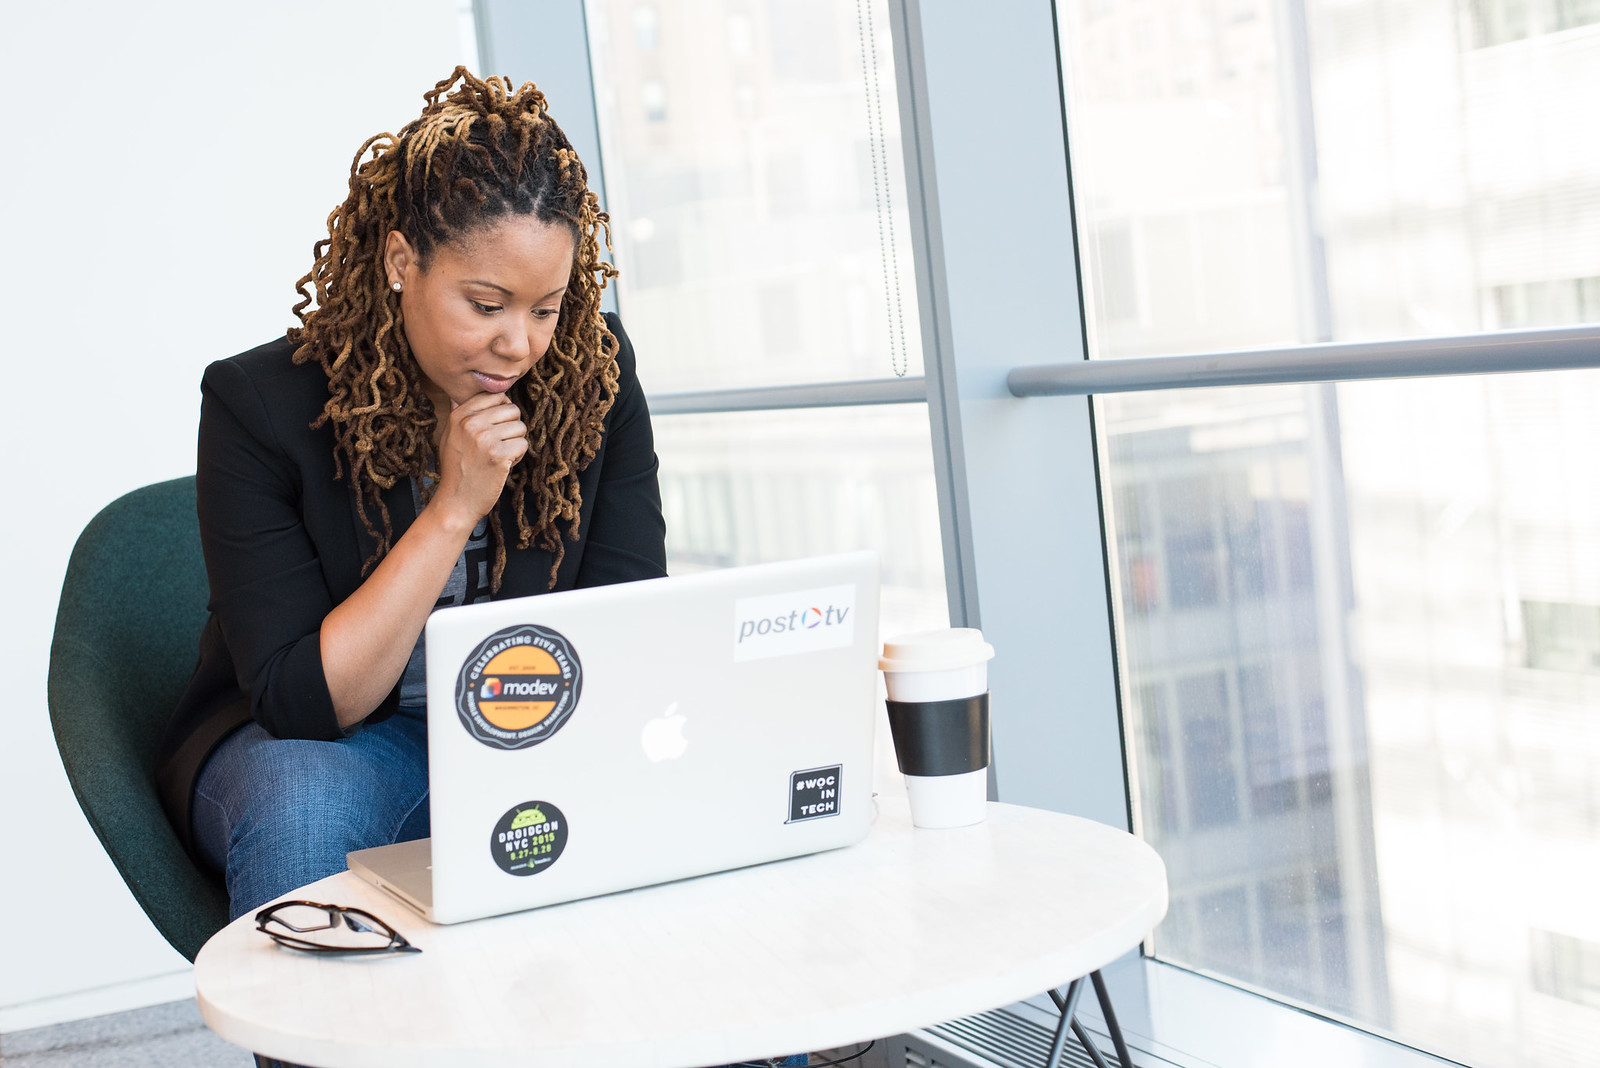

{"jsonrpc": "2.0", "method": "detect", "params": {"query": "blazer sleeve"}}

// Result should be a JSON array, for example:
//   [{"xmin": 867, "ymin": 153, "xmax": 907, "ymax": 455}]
[
  {"xmin": 195, "ymin": 359, "xmax": 346, "ymax": 740},
  {"xmin": 574, "ymin": 314, "xmax": 669, "ymax": 588}
]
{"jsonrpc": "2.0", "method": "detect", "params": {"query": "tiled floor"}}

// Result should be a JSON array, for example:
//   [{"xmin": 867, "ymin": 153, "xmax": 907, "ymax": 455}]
[{"xmin": 0, "ymin": 999, "xmax": 253, "ymax": 1067}]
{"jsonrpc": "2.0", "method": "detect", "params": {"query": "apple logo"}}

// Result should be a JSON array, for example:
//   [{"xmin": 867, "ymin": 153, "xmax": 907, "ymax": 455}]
[{"xmin": 641, "ymin": 702, "xmax": 689, "ymax": 762}]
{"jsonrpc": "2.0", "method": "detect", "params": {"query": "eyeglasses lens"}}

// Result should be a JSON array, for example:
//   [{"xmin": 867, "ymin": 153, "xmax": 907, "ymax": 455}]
[
  {"xmin": 266, "ymin": 903, "xmax": 339, "ymax": 933},
  {"xmin": 262, "ymin": 904, "xmax": 396, "ymax": 951}
]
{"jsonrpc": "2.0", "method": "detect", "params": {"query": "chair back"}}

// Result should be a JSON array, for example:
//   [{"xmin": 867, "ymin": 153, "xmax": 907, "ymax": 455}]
[{"xmin": 49, "ymin": 476, "xmax": 229, "ymax": 961}]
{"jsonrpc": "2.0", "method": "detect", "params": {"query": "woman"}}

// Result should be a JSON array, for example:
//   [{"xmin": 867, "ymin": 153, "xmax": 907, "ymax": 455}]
[
  {"xmin": 155, "ymin": 67, "xmax": 668, "ymax": 921},
  {"xmin": 159, "ymin": 68, "xmax": 808, "ymax": 1068}
]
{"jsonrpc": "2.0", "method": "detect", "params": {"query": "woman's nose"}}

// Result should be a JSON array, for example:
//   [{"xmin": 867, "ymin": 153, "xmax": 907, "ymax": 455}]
[{"xmin": 493, "ymin": 321, "xmax": 533, "ymax": 361}]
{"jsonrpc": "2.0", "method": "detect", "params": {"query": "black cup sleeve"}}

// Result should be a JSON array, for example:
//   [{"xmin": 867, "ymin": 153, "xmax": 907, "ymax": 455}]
[{"xmin": 885, "ymin": 693, "xmax": 990, "ymax": 776}]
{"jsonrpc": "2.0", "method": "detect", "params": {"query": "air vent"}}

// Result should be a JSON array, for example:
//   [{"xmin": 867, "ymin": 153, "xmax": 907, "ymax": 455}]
[
  {"xmin": 902, "ymin": 1045, "xmax": 963, "ymax": 1068},
  {"xmin": 927, "ymin": 1007, "xmax": 1136, "ymax": 1068}
]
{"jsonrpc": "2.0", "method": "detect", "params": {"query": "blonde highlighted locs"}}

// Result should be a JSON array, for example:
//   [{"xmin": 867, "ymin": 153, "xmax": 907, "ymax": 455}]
[{"xmin": 288, "ymin": 67, "xmax": 620, "ymax": 591}]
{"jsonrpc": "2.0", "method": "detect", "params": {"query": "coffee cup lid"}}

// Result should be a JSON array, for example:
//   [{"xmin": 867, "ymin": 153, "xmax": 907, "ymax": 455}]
[{"xmin": 879, "ymin": 628, "xmax": 995, "ymax": 672}]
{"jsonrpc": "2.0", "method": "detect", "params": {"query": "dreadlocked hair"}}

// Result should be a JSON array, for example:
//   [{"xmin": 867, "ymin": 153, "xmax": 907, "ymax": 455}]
[{"xmin": 288, "ymin": 66, "xmax": 620, "ymax": 591}]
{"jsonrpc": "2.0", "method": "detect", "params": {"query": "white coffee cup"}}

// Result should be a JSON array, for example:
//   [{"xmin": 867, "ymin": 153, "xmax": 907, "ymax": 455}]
[{"xmin": 879, "ymin": 628, "xmax": 995, "ymax": 828}]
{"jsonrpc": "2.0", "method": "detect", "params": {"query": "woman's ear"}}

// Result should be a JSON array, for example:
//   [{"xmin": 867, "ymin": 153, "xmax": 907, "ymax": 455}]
[{"xmin": 384, "ymin": 230, "xmax": 418, "ymax": 289}]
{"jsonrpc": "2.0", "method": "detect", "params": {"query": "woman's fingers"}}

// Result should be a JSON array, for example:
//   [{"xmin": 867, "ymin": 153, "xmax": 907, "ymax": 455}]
[
  {"xmin": 456, "ymin": 394, "xmax": 525, "ymax": 431},
  {"xmin": 492, "ymin": 436, "xmax": 530, "ymax": 468},
  {"xmin": 457, "ymin": 403, "xmax": 527, "ymax": 455},
  {"xmin": 451, "ymin": 390, "xmax": 518, "ymax": 420},
  {"xmin": 431, "ymin": 392, "xmax": 531, "ymax": 522}
]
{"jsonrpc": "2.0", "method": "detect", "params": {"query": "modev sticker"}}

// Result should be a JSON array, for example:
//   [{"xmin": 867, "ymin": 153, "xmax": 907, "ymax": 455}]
[
  {"xmin": 733, "ymin": 584, "xmax": 856, "ymax": 662},
  {"xmin": 456, "ymin": 624, "xmax": 582, "ymax": 749},
  {"xmin": 490, "ymin": 800, "xmax": 568, "ymax": 876}
]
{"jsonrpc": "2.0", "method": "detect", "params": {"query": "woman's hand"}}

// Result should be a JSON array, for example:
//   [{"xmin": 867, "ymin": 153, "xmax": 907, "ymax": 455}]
[{"xmin": 432, "ymin": 392, "xmax": 530, "ymax": 527}]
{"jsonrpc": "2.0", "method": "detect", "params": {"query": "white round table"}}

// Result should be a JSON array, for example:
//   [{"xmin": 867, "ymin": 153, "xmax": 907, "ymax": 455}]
[{"xmin": 195, "ymin": 797, "xmax": 1168, "ymax": 1068}]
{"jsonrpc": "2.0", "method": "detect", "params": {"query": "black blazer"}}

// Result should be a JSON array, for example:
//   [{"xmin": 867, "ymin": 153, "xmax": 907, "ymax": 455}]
[{"xmin": 156, "ymin": 314, "xmax": 667, "ymax": 850}]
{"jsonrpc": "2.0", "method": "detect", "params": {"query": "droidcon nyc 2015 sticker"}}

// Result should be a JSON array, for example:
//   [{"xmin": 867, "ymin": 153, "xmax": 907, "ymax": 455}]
[
  {"xmin": 456, "ymin": 624, "xmax": 582, "ymax": 750},
  {"xmin": 490, "ymin": 801, "xmax": 568, "ymax": 876}
]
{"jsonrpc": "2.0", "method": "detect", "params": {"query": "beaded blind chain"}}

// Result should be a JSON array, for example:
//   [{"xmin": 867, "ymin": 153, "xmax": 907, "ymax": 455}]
[{"xmin": 857, "ymin": 0, "xmax": 910, "ymax": 379}]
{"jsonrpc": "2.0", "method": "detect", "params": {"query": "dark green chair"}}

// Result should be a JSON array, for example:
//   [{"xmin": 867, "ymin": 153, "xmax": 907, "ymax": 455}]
[{"xmin": 49, "ymin": 476, "xmax": 229, "ymax": 961}]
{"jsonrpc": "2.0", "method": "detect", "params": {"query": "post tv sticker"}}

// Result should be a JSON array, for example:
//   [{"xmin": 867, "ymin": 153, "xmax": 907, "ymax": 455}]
[
  {"xmin": 456, "ymin": 624, "xmax": 582, "ymax": 749},
  {"xmin": 787, "ymin": 764, "xmax": 843, "ymax": 823},
  {"xmin": 491, "ymin": 800, "xmax": 568, "ymax": 876},
  {"xmin": 733, "ymin": 584, "xmax": 856, "ymax": 662}
]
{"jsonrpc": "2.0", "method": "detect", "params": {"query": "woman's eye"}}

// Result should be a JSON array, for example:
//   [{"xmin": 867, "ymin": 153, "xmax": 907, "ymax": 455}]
[
  {"xmin": 534, "ymin": 308, "xmax": 560, "ymax": 319},
  {"xmin": 470, "ymin": 300, "xmax": 502, "ymax": 314}
]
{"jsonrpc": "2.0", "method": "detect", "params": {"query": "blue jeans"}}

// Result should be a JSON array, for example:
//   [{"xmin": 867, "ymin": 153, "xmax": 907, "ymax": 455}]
[{"xmin": 192, "ymin": 712, "xmax": 431, "ymax": 921}]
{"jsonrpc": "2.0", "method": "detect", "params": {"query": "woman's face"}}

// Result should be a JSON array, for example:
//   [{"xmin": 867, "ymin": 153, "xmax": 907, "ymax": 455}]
[{"xmin": 384, "ymin": 216, "xmax": 576, "ymax": 413}]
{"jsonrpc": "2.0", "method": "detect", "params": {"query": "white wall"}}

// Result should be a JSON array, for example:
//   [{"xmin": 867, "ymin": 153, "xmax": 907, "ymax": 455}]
[{"xmin": 0, "ymin": 0, "xmax": 465, "ymax": 1029}]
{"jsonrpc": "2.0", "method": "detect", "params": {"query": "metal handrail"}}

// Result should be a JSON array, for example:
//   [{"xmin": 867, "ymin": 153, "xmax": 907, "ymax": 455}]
[
  {"xmin": 644, "ymin": 326, "xmax": 1600, "ymax": 412},
  {"xmin": 1007, "ymin": 325, "xmax": 1600, "ymax": 397},
  {"xmin": 650, "ymin": 375, "xmax": 926, "ymax": 415}
]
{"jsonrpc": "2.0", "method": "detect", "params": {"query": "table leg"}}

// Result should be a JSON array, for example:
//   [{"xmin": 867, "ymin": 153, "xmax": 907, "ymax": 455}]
[
  {"xmin": 1045, "ymin": 969, "xmax": 1133, "ymax": 1068},
  {"xmin": 1069, "ymin": 1020, "xmax": 1114, "ymax": 1068},
  {"xmin": 1046, "ymin": 982, "xmax": 1111, "ymax": 1068},
  {"xmin": 1091, "ymin": 969, "xmax": 1135, "ymax": 1068},
  {"xmin": 1042, "ymin": 978, "xmax": 1085, "ymax": 1068}
]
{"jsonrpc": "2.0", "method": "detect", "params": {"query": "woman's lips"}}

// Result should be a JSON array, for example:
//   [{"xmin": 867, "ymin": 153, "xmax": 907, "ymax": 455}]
[{"xmin": 472, "ymin": 371, "xmax": 520, "ymax": 394}]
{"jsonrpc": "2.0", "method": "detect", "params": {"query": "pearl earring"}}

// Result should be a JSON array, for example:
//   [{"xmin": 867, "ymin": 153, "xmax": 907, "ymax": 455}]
[{"xmin": 392, "ymin": 281, "xmax": 402, "ymax": 292}]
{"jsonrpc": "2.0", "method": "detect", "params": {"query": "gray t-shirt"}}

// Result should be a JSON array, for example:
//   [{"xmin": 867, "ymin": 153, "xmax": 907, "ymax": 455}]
[{"xmin": 397, "ymin": 482, "xmax": 493, "ymax": 714}]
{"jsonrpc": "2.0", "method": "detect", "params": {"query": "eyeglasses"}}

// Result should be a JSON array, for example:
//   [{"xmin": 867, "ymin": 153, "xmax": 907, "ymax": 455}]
[{"xmin": 255, "ymin": 901, "xmax": 421, "ymax": 955}]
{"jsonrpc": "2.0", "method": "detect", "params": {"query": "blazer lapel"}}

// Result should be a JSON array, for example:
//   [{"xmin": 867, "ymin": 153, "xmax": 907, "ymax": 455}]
[{"xmin": 346, "ymin": 475, "xmax": 420, "ymax": 587}]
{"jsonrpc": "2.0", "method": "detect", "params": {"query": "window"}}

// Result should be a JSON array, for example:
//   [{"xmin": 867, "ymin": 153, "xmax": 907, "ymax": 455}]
[
  {"xmin": 586, "ymin": 0, "xmax": 921, "ymax": 390},
  {"xmin": 1488, "ymin": 276, "xmax": 1600, "ymax": 330},
  {"xmin": 638, "ymin": 78, "xmax": 666, "ymax": 123},
  {"xmin": 652, "ymin": 406, "xmax": 947, "ymax": 636},
  {"xmin": 584, "ymin": 0, "xmax": 944, "ymax": 642},
  {"xmin": 1523, "ymin": 600, "xmax": 1600, "ymax": 671},
  {"xmin": 1055, "ymin": 0, "xmax": 1600, "ymax": 1062},
  {"xmin": 1463, "ymin": 0, "xmax": 1600, "ymax": 48},
  {"xmin": 632, "ymin": 3, "xmax": 659, "ymax": 51},
  {"xmin": 1530, "ymin": 929, "xmax": 1600, "ymax": 1010}
]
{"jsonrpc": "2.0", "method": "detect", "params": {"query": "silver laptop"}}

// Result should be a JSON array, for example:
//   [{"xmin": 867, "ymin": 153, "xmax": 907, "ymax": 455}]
[{"xmin": 348, "ymin": 551, "xmax": 880, "ymax": 924}]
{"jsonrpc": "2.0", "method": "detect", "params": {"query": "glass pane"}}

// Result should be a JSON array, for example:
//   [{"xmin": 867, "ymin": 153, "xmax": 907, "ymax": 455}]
[
  {"xmin": 585, "ymin": 0, "xmax": 923, "ymax": 390},
  {"xmin": 1105, "ymin": 370, "xmax": 1600, "ymax": 1066},
  {"xmin": 1056, "ymin": 0, "xmax": 1600, "ymax": 358},
  {"xmin": 654, "ymin": 403, "xmax": 949, "ymax": 794},
  {"xmin": 653, "ymin": 404, "xmax": 947, "ymax": 641}
]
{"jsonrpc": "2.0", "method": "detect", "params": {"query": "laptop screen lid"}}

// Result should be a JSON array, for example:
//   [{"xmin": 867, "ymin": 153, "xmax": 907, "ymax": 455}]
[{"xmin": 415, "ymin": 550, "xmax": 879, "ymax": 924}]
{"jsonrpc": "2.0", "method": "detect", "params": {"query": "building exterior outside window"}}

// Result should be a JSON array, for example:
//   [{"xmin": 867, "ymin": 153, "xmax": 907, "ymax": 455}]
[{"xmin": 1059, "ymin": 0, "xmax": 1600, "ymax": 1063}]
